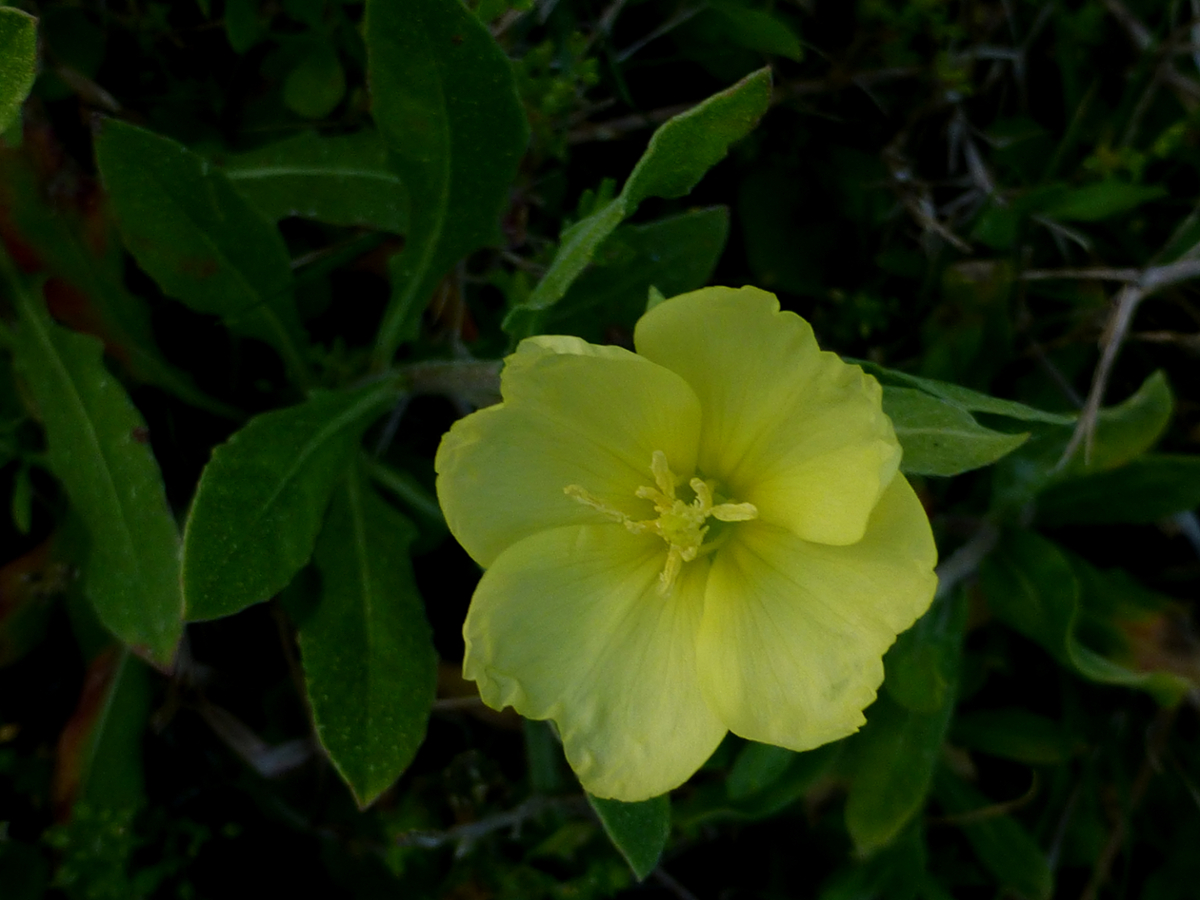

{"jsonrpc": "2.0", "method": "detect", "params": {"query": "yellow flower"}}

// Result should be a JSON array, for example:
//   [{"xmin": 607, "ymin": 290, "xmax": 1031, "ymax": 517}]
[{"xmin": 435, "ymin": 286, "xmax": 938, "ymax": 801}]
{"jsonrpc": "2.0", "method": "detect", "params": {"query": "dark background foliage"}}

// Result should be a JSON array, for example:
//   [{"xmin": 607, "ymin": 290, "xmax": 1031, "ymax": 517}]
[{"xmin": 2, "ymin": 0, "xmax": 1200, "ymax": 898}]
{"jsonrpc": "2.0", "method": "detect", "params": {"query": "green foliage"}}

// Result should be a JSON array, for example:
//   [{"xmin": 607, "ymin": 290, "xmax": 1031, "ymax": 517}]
[
  {"xmin": 366, "ymin": 0, "xmax": 529, "ymax": 361},
  {"xmin": 586, "ymin": 794, "xmax": 670, "ymax": 881},
  {"xmin": 2, "ymin": 0, "xmax": 1200, "ymax": 896},
  {"xmin": 6, "ymin": 259, "xmax": 182, "ymax": 665},
  {"xmin": 182, "ymin": 381, "xmax": 399, "ymax": 621},
  {"xmin": 505, "ymin": 67, "xmax": 771, "ymax": 337},
  {"xmin": 300, "ymin": 472, "xmax": 437, "ymax": 808},
  {"xmin": 94, "ymin": 119, "xmax": 310, "ymax": 384},
  {"xmin": 223, "ymin": 130, "xmax": 410, "ymax": 233},
  {"xmin": 0, "ymin": 7, "xmax": 36, "ymax": 134}
]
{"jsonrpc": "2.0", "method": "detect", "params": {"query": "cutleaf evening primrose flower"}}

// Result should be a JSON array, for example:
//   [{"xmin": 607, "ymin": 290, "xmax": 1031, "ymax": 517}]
[{"xmin": 435, "ymin": 286, "xmax": 938, "ymax": 802}]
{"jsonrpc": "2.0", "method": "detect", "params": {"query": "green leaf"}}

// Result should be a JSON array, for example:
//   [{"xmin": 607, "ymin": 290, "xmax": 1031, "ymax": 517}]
[
  {"xmin": 299, "ymin": 473, "xmax": 437, "ymax": 808},
  {"xmin": 366, "ymin": 0, "xmax": 529, "ymax": 362},
  {"xmin": 882, "ymin": 599, "xmax": 960, "ymax": 715},
  {"xmin": 0, "ymin": 7, "xmax": 37, "ymax": 134},
  {"xmin": 587, "ymin": 793, "xmax": 670, "ymax": 881},
  {"xmin": 94, "ymin": 119, "xmax": 309, "ymax": 384},
  {"xmin": 224, "ymin": 0, "xmax": 263, "ymax": 53},
  {"xmin": 979, "ymin": 529, "xmax": 1189, "ymax": 704},
  {"xmin": 1063, "ymin": 370, "xmax": 1173, "ymax": 474},
  {"xmin": 1039, "ymin": 180, "xmax": 1165, "ymax": 222},
  {"xmin": 708, "ymin": 2, "xmax": 803, "ymax": 61},
  {"xmin": 182, "ymin": 381, "xmax": 399, "ymax": 621},
  {"xmin": 544, "ymin": 207, "xmax": 730, "ymax": 341},
  {"xmin": 56, "ymin": 647, "xmax": 152, "ymax": 812},
  {"xmin": 0, "ymin": 147, "xmax": 238, "ymax": 418},
  {"xmin": 727, "ymin": 741, "xmax": 796, "ymax": 800},
  {"xmin": 858, "ymin": 361, "xmax": 1074, "ymax": 425},
  {"xmin": 1038, "ymin": 454, "xmax": 1200, "ymax": 526},
  {"xmin": 883, "ymin": 387, "xmax": 1029, "ymax": 476},
  {"xmin": 675, "ymin": 743, "xmax": 839, "ymax": 827},
  {"xmin": 933, "ymin": 767, "xmax": 1053, "ymax": 900},
  {"xmin": 845, "ymin": 594, "xmax": 965, "ymax": 855},
  {"xmin": 223, "ymin": 130, "xmax": 409, "ymax": 233},
  {"xmin": 952, "ymin": 709, "xmax": 1079, "ymax": 765},
  {"xmin": 283, "ymin": 41, "xmax": 346, "ymax": 119},
  {"xmin": 504, "ymin": 67, "xmax": 771, "ymax": 335},
  {"xmin": 992, "ymin": 371, "xmax": 1175, "ymax": 511},
  {"xmin": 8, "ymin": 261, "xmax": 183, "ymax": 664}
]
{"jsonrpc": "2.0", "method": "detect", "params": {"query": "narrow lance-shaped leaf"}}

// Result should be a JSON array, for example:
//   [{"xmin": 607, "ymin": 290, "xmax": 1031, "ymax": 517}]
[
  {"xmin": 588, "ymin": 793, "xmax": 671, "ymax": 881},
  {"xmin": 857, "ymin": 360, "xmax": 1075, "ymax": 425},
  {"xmin": 223, "ymin": 130, "xmax": 409, "ymax": 233},
  {"xmin": 53, "ymin": 646, "xmax": 151, "ymax": 816},
  {"xmin": 0, "ymin": 7, "xmax": 37, "ymax": 134},
  {"xmin": 6, "ymin": 256, "xmax": 183, "ymax": 664},
  {"xmin": 0, "ymin": 147, "xmax": 238, "ymax": 418},
  {"xmin": 882, "ymin": 387, "xmax": 1029, "ymax": 476},
  {"xmin": 94, "ymin": 119, "xmax": 310, "ymax": 384},
  {"xmin": 366, "ymin": 0, "xmax": 529, "ymax": 364},
  {"xmin": 545, "ymin": 207, "xmax": 730, "ymax": 343},
  {"xmin": 299, "ymin": 472, "xmax": 437, "ymax": 808},
  {"xmin": 182, "ymin": 381, "xmax": 399, "ymax": 621},
  {"xmin": 504, "ymin": 67, "xmax": 772, "ymax": 337}
]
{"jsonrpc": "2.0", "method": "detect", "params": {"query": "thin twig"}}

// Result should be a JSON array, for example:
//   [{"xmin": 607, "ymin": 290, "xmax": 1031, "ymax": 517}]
[
  {"xmin": 653, "ymin": 868, "xmax": 702, "ymax": 900},
  {"xmin": 394, "ymin": 795, "xmax": 589, "ymax": 850},
  {"xmin": 1057, "ymin": 283, "xmax": 1145, "ymax": 468},
  {"xmin": 934, "ymin": 523, "xmax": 999, "ymax": 599},
  {"xmin": 1021, "ymin": 267, "xmax": 1141, "ymax": 282},
  {"xmin": 615, "ymin": 5, "xmax": 704, "ymax": 63},
  {"xmin": 929, "ymin": 772, "xmax": 1039, "ymax": 827},
  {"xmin": 1056, "ymin": 257, "xmax": 1200, "ymax": 468}
]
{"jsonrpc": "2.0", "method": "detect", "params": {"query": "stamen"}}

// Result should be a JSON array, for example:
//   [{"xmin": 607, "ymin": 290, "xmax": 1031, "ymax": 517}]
[
  {"xmin": 565, "ymin": 452, "xmax": 759, "ymax": 597},
  {"xmin": 563, "ymin": 485, "xmax": 629, "ymax": 524}
]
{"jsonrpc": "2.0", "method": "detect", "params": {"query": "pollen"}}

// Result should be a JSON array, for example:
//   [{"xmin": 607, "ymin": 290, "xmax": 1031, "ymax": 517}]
[{"xmin": 565, "ymin": 450, "xmax": 758, "ymax": 595}]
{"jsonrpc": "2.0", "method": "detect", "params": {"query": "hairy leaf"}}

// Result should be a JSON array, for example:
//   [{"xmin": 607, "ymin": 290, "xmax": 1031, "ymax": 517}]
[
  {"xmin": 8, "ymin": 261, "xmax": 183, "ymax": 664},
  {"xmin": 94, "ymin": 119, "xmax": 309, "ymax": 382},
  {"xmin": 545, "ymin": 207, "xmax": 730, "ymax": 341},
  {"xmin": 883, "ymin": 386, "xmax": 1029, "ymax": 476},
  {"xmin": 504, "ymin": 68, "xmax": 771, "ymax": 335},
  {"xmin": 223, "ymin": 130, "xmax": 409, "ymax": 233},
  {"xmin": 0, "ymin": 7, "xmax": 37, "ymax": 134},
  {"xmin": 588, "ymin": 793, "xmax": 670, "ymax": 881},
  {"xmin": 0, "ymin": 148, "xmax": 237, "ymax": 417},
  {"xmin": 183, "ymin": 382, "xmax": 399, "ymax": 621},
  {"xmin": 366, "ymin": 0, "xmax": 529, "ymax": 362},
  {"xmin": 300, "ymin": 474, "xmax": 436, "ymax": 808}
]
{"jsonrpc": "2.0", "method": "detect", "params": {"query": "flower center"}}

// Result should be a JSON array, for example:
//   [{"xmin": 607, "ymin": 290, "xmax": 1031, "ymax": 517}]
[{"xmin": 564, "ymin": 450, "xmax": 758, "ymax": 595}]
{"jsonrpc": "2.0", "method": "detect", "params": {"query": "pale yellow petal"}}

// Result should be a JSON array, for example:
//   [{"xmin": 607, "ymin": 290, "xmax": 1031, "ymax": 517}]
[
  {"xmin": 435, "ymin": 342, "xmax": 701, "ymax": 567},
  {"xmin": 463, "ymin": 524, "xmax": 725, "ymax": 801},
  {"xmin": 634, "ymin": 286, "xmax": 900, "ymax": 545},
  {"xmin": 695, "ymin": 475, "xmax": 937, "ymax": 750}
]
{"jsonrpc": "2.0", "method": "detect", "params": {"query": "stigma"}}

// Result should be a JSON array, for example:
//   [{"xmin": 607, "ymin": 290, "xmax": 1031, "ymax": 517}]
[{"xmin": 565, "ymin": 450, "xmax": 758, "ymax": 595}]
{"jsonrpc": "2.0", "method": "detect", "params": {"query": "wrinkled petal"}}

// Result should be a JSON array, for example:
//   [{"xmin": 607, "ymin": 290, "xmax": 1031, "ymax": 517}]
[
  {"xmin": 436, "ymin": 339, "xmax": 702, "ymax": 567},
  {"xmin": 695, "ymin": 475, "xmax": 937, "ymax": 750},
  {"xmin": 464, "ymin": 524, "xmax": 725, "ymax": 801},
  {"xmin": 634, "ymin": 286, "xmax": 900, "ymax": 546}
]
